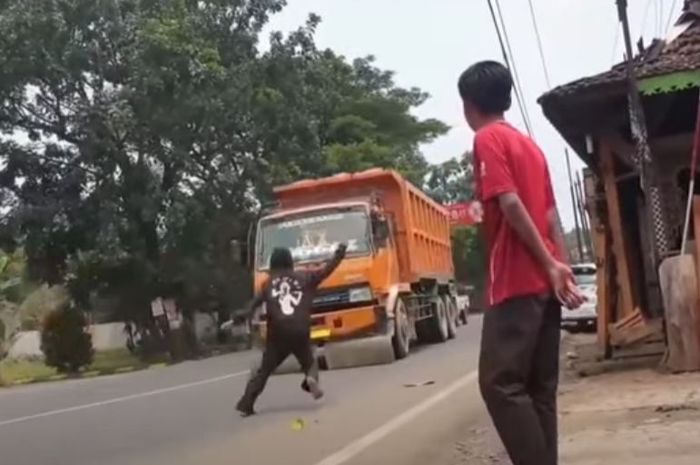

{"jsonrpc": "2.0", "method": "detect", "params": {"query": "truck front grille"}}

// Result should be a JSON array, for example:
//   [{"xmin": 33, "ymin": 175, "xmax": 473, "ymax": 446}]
[{"xmin": 311, "ymin": 286, "xmax": 374, "ymax": 314}]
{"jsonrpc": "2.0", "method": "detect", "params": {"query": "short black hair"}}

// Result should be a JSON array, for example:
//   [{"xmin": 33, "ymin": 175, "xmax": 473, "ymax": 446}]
[
  {"xmin": 458, "ymin": 61, "xmax": 513, "ymax": 115},
  {"xmin": 270, "ymin": 247, "xmax": 294, "ymax": 271}
]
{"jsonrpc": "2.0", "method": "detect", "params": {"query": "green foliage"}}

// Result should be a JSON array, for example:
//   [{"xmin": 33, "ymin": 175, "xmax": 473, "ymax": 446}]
[
  {"xmin": 0, "ymin": 250, "xmax": 33, "ymax": 358},
  {"xmin": 451, "ymin": 227, "xmax": 486, "ymax": 289},
  {"xmin": 424, "ymin": 152, "xmax": 484, "ymax": 291},
  {"xmin": 0, "ymin": 0, "xmax": 448, "ymax": 328},
  {"xmin": 425, "ymin": 152, "xmax": 474, "ymax": 205},
  {"xmin": 0, "ymin": 249, "xmax": 32, "ymax": 304},
  {"xmin": 40, "ymin": 306, "xmax": 94, "ymax": 373}
]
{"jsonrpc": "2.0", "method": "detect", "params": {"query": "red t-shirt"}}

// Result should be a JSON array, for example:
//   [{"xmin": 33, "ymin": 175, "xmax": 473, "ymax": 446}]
[{"xmin": 473, "ymin": 121, "xmax": 559, "ymax": 307}]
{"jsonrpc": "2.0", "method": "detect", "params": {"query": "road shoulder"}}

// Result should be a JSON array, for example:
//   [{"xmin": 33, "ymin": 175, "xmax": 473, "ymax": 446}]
[{"xmin": 439, "ymin": 333, "xmax": 700, "ymax": 465}]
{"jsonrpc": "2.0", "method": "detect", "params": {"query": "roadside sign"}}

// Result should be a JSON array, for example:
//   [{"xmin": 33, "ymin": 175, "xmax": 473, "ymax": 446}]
[
  {"xmin": 151, "ymin": 297, "xmax": 165, "ymax": 317},
  {"xmin": 447, "ymin": 201, "xmax": 482, "ymax": 226}
]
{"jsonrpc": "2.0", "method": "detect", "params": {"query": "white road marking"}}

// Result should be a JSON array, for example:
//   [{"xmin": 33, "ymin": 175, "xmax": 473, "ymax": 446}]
[
  {"xmin": 313, "ymin": 369, "xmax": 479, "ymax": 465},
  {"xmin": 0, "ymin": 371, "xmax": 249, "ymax": 428}
]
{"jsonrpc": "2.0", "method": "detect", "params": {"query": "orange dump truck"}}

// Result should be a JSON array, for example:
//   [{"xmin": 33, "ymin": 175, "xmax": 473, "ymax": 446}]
[{"xmin": 253, "ymin": 169, "xmax": 460, "ymax": 368}]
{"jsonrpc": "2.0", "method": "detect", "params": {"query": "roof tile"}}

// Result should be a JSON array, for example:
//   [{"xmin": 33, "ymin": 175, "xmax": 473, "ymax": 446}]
[{"xmin": 539, "ymin": 21, "xmax": 700, "ymax": 105}]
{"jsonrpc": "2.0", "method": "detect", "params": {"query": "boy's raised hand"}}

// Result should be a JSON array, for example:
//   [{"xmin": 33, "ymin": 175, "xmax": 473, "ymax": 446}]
[{"xmin": 335, "ymin": 242, "xmax": 348, "ymax": 258}]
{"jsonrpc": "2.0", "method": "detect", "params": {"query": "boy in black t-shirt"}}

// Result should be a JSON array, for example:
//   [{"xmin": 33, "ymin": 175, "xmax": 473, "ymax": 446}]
[{"xmin": 236, "ymin": 243, "xmax": 347, "ymax": 417}]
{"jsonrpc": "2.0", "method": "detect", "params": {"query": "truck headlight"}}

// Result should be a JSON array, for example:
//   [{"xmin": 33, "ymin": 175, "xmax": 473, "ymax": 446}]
[{"xmin": 348, "ymin": 286, "xmax": 372, "ymax": 303}]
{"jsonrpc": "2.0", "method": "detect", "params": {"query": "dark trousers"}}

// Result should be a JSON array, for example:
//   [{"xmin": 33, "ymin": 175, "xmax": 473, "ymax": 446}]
[
  {"xmin": 479, "ymin": 294, "xmax": 561, "ymax": 465},
  {"xmin": 237, "ymin": 332, "xmax": 318, "ymax": 411}
]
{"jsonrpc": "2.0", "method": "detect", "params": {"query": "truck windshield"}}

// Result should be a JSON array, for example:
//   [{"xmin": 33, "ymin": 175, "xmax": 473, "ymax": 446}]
[{"xmin": 257, "ymin": 207, "xmax": 371, "ymax": 269}]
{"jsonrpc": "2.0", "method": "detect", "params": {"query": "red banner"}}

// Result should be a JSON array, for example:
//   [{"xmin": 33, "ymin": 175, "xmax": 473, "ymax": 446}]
[{"xmin": 447, "ymin": 201, "xmax": 482, "ymax": 226}]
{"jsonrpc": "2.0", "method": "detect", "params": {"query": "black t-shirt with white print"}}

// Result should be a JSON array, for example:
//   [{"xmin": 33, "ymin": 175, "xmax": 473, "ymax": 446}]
[{"xmin": 256, "ymin": 248, "xmax": 345, "ymax": 339}]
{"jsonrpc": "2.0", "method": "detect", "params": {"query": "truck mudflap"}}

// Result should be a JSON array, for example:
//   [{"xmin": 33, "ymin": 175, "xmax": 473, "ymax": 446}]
[{"xmin": 269, "ymin": 321, "xmax": 397, "ymax": 374}]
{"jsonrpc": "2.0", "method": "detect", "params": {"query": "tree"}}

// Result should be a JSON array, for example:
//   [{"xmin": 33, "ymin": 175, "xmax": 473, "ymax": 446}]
[
  {"xmin": 41, "ymin": 306, "xmax": 94, "ymax": 372},
  {"xmin": 451, "ymin": 226, "xmax": 485, "ymax": 289},
  {"xmin": 0, "ymin": 1, "xmax": 448, "ymax": 335},
  {"xmin": 425, "ymin": 152, "xmax": 474, "ymax": 204},
  {"xmin": 423, "ymin": 152, "xmax": 485, "ymax": 297},
  {"xmin": 0, "ymin": 250, "xmax": 33, "ymax": 359}
]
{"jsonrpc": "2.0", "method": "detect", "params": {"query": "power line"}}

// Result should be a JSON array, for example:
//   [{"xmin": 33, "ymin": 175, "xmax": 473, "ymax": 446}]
[
  {"xmin": 610, "ymin": 22, "xmax": 621, "ymax": 64},
  {"xmin": 641, "ymin": 0, "xmax": 654, "ymax": 38},
  {"xmin": 494, "ymin": 0, "xmax": 535, "ymax": 134},
  {"xmin": 486, "ymin": 0, "xmax": 534, "ymax": 138},
  {"xmin": 665, "ymin": 0, "xmax": 679, "ymax": 34},
  {"xmin": 527, "ymin": 0, "xmax": 552, "ymax": 89}
]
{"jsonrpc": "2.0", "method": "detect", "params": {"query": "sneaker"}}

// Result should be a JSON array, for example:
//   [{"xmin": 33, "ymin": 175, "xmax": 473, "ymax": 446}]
[
  {"xmin": 236, "ymin": 400, "xmax": 256, "ymax": 418},
  {"xmin": 305, "ymin": 377, "xmax": 324, "ymax": 400},
  {"xmin": 237, "ymin": 406, "xmax": 255, "ymax": 417}
]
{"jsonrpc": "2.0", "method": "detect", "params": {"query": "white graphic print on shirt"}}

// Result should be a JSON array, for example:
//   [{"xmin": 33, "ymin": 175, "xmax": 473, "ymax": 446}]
[{"xmin": 271, "ymin": 277, "xmax": 303, "ymax": 316}]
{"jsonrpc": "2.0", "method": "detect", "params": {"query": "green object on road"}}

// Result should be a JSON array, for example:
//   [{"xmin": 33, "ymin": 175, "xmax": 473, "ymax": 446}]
[{"xmin": 291, "ymin": 418, "xmax": 305, "ymax": 431}]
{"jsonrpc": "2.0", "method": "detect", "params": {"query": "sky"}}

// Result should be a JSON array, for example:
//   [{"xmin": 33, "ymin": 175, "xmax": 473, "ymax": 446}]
[{"xmin": 263, "ymin": 0, "xmax": 682, "ymax": 228}]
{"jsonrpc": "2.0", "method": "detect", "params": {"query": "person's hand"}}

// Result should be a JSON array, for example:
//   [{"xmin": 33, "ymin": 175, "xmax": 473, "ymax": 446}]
[
  {"xmin": 335, "ymin": 242, "xmax": 348, "ymax": 258},
  {"xmin": 565, "ymin": 280, "xmax": 588, "ymax": 310},
  {"xmin": 546, "ymin": 260, "xmax": 586, "ymax": 309}
]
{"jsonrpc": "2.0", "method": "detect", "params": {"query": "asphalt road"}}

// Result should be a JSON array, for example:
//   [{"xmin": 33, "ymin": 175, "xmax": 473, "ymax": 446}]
[{"xmin": 0, "ymin": 317, "xmax": 487, "ymax": 465}]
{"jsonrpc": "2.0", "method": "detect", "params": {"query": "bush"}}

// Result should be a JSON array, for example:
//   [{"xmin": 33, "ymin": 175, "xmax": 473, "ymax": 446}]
[{"xmin": 40, "ymin": 307, "xmax": 94, "ymax": 373}]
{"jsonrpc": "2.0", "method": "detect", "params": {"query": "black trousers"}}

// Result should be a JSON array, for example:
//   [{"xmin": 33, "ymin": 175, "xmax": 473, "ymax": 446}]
[
  {"xmin": 237, "ymin": 332, "xmax": 318, "ymax": 411},
  {"xmin": 479, "ymin": 294, "xmax": 561, "ymax": 465}
]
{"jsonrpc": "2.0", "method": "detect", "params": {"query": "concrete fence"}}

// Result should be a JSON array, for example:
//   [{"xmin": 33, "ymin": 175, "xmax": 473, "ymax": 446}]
[
  {"xmin": 8, "ymin": 323, "xmax": 128, "ymax": 359},
  {"xmin": 7, "ymin": 313, "xmax": 221, "ymax": 359}
]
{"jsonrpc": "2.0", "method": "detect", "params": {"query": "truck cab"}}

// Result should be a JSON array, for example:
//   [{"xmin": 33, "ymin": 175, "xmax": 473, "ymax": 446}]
[{"xmin": 254, "ymin": 199, "xmax": 394, "ymax": 343}]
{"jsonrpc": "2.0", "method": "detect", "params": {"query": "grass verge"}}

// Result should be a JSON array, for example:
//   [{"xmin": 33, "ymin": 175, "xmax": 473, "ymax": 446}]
[{"xmin": 0, "ymin": 349, "xmax": 164, "ymax": 387}]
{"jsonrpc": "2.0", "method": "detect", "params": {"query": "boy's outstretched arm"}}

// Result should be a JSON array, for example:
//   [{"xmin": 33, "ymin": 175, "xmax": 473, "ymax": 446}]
[{"xmin": 307, "ymin": 243, "xmax": 348, "ymax": 288}]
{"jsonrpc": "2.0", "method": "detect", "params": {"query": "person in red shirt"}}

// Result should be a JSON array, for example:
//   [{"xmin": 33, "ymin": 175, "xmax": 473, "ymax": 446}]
[{"xmin": 457, "ymin": 61, "xmax": 584, "ymax": 465}]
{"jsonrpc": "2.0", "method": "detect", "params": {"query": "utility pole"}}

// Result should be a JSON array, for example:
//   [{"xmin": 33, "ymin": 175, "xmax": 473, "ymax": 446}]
[
  {"xmin": 616, "ymin": 0, "xmax": 669, "ymax": 321},
  {"xmin": 565, "ymin": 148, "xmax": 584, "ymax": 262},
  {"xmin": 575, "ymin": 170, "xmax": 593, "ymax": 260},
  {"xmin": 616, "ymin": 0, "xmax": 661, "ymax": 267}
]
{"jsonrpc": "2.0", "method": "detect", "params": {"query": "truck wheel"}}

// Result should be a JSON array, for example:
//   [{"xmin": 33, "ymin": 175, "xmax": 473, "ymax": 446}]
[
  {"xmin": 444, "ymin": 296, "xmax": 458, "ymax": 339},
  {"xmin": 392, "ymin": 298, "xmax": 410, "ymax": 359},
  {"xmin": 429, "ymin": 297, "xmax": 449, "ymax": 343}
]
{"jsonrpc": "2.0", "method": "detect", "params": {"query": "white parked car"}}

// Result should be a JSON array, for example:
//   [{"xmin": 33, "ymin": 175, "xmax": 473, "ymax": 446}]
[
  {"xmin": 562, "ymin": 263, "xmax": 597, "ymax": 332},
  {"xmin": 455, "ymin": 284, "xmax": 471, "ymax": 325}
]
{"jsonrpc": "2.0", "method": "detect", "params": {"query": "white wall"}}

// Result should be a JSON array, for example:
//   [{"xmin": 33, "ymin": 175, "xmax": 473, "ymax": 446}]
[
  {"xmin": 7, "ymin": 323, "xmax": 128, "ymax": 359},
  {"xmin": 7, "ymin": 330, "xmax": 41, "ymax": 358},
  {"xmin": 7, "ymin": 314, "xmax": 222, "ymax": 359}
]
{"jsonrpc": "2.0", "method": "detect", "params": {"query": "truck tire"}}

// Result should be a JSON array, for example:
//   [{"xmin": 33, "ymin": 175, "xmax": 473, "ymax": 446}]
[
  {"xmin": 428, "ymin": 297, "xmax": 449, "ymax": 343},
  {"xmin": 444, "ymin": 296, "xmax": 458, "ymax": 339},
  {"xmin": 392, "ymin": 298, "xmax": 410, "ymax": 359}
]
